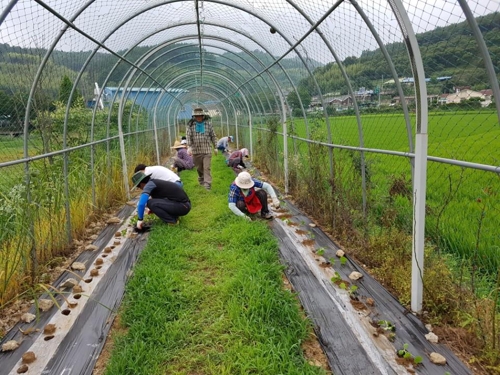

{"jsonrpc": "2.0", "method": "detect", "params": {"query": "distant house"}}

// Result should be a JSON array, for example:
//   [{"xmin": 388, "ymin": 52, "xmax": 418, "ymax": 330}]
[
  {"xmin": 392, "ymin": 95, "xmax": 439, "ymax": 105},
  {"xmin": 445, "ymin": 88, "xmax": 491, "ymax": 107},
  {"xmin": 326, "ymin": 95, "xmax": 353, "ymax": 108}
]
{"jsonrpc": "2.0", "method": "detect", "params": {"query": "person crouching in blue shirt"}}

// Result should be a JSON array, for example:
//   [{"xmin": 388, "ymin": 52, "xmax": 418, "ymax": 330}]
[
  {"xmin": 132, "ymin": 171, "xmax": 191, "ymax": 230},
  {"xmin": 227, "ymin": 171, "xmax": 280, "ymax": 220}
]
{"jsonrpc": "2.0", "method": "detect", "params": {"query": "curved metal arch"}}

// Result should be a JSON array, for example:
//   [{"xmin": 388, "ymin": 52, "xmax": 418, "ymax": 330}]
[
  {"xmin": 165, "ymin": 72, "xmax": 253, "ymax": 117},
  {"xmin": 67, "ymin": 15, "xmax": 303, "ymax": 157},
  {"xmin": 52, "ymin": 1, "xmax": 298, "ymax": 125},
  {"xmin": 99, "ymin": 31, "xmax": 290, "ymax": 146},
  {"xmin": 137, "ymin": 57, "xmax": 266, "ymax": 116},
  {"xmin": 66, "ymin": 1, "xmax": 313, "ymax": 130},
  {"xmin": 167, "ymin": 92, "xmax": 229, "ymax": 141},
  {"xmin": 168, "ymin": 83, "xmax": 243, "ymax": 147},
  {"xmin": 153, "ymin": 76, "xmax": 247, "ymax": 129},
  {"xmin": 285, "ymin": 0, "xmax": 368, "ymax": 228},
  {"xmin": 164, "ymin": 79, "xmax": 247, "ymax": 125},
  {"xmin": 120, "ymin": 52, "xmax": 266, "ymax": 123},
  {"xmin": 90, "ymin": 30, "xmax": 282, "ymax": 134},
  {"xmin": 122, "ymin": 64, "xmax": 254, "ymax": 135},
  {"xmin": 168, "ymin": 88, "xmax": 234, "ymax": 140},
  {"xmin": 139, "ymin": 43, "xmax": 276, "ymax": 113},
  {"xmin": 124, "ymin": 42, "xmax": 275, "ymax": 113},
  {"xmin": 107, "ymin": 24, "xmax": 301, "ymax": 125},
  {"xmin": 163, "ymin": 70, "xmax": 254, "ymax": 155},
  {"xmin": 349, "ymin": 0, "xmax": 413, "ymax": 154},
  {"xmin": 458, "ymin": 0, "xmax": 500, "ymax": 125}
]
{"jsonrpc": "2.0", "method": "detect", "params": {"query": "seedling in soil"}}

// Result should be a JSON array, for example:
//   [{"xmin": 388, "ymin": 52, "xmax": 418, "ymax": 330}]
[
  {"xmin": 349, "ymin": 285, "xmax": 358, "ymax": 296},
  {"xmin": 378, "ymin": 319, "xmax": 396, "ymax": 332},
  {"xmin": 316, "ymin": 248, "xmax": 325, "ymax": 256},
  {"xmin": 331, "ymin": 272, "xmax": 341, "ymax": 283},
  {"xmin": 329, "ymin": 257, "xmax": 336, "ymax": 266},
  {"xmin": 396, "ymin": 343, "xmax": 423, "ymax": 366},
  {"xmin": 340, "ymin": 256, "xmax": 347, "ymax": 266}
]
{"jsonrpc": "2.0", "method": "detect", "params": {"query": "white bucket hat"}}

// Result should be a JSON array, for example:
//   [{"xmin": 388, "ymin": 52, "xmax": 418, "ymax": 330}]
[{"xmin": 235, "ymin": 171, "xmax": 254, "ymax": 189}]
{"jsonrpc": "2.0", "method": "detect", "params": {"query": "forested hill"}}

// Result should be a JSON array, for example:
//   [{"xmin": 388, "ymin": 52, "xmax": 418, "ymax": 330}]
[
  {"xmin": 0, "ymin": 11, "xmax": 498, "ymax": 101},
  {"xmin": 299, "ymin": 11, "xmax": 500, "ymax": 95}
]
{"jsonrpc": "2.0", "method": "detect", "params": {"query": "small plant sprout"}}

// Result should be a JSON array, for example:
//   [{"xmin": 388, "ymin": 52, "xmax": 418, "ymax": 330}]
[
  {"xmin": 397, "ymin": 343, "xmax": 410, "ymax": 357},
  {"xmin": 378, "ymin": 320, "xmax": 396, "ymax": 332},
  {"xmin": 331, "ymin": 272, "xmax": 341, "ymax": 283},
  {"xmin": 396, "ymin": 343, "xmax": 423, "ymax": 366},
  {"xmin": 339, "ymin": 282, "xmax": 347, "ymax": 290},
  {"xmin": 316, "ymin": 248, "xmax": 325, "ymax": 256},
  {"xmin": 349, "ymin": 285, "xmax": 358, "ymax": 295},
  {"xmin": 329, "ymin": 257, "xmax": 336, "ymax": 266},
  {"xmin": 340, "ymin": 256, "xmax": 347, "ymax": 266}
]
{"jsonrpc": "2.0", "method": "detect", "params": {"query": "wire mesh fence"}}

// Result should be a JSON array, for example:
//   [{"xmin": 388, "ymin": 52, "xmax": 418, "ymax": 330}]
[{"xmin": 0, "ymin": 0, "xmax": 499, "ymax": 366}]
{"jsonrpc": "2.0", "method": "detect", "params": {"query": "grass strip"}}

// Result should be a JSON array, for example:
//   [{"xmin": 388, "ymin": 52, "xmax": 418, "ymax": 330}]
[{"xmin": 104, "ymin": 155, "xmax": 327, "ymax": 375}]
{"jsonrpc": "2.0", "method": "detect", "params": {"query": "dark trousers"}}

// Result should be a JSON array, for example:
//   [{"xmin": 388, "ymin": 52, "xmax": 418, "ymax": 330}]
[
  {"xmin": 193, "ymin": 153, "xmax": 212, "ymax": 186},
  {"xmin": 235, "ymin": 190, "xmax": 269, "ymax": 215},
  {"xmin": 147, "ymin": 199, "xmax": 191, "ymax": 224},
  {"xmin": 228, "ymin": 157, "xmax": 245, "ymax": 174}
]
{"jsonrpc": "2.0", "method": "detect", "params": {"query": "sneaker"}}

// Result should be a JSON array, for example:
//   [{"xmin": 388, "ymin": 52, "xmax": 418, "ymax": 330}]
[
  {"xmin": 167, "ymin": 218, "xmax": 179, "ymax": 226},
  {"xmin": 204, "ymin": 184, "xmax": 211, "ymax": 191},
  {"xmin": 261, "ymin": 212, "xmax": 273, "ymax": 220}
]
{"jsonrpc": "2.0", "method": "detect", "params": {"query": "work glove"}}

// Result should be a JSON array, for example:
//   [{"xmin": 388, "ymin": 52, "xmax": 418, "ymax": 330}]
[
  {"xmin": 272, "ymin": 198, "xmax": 280, "ymax": 208},
  {"xmin": 237, "ymin": 165, "xmax": 244, "ymax": 170},
  {"xmin": 214, "ymin": 149, "xmax": 218, "ymax": 155},
  {"xmin": 136, "ymin": 220, "xmax": 143, "ymax": 230}
]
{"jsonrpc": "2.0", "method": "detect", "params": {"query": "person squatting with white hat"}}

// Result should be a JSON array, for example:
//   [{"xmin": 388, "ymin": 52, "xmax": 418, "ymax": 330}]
[
  {"xmin": 131, "ymin": 171, "xmax": 191, "ymax": 230},
  {"xmin": 227, "ymin": 171, "xmax": 280, "ymax": 221}
]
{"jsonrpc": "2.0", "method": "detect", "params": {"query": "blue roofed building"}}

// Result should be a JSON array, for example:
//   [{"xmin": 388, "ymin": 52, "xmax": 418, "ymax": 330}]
[{"xmin": 103, "ymin": 87, "xmax": 192, "ymax": 119}]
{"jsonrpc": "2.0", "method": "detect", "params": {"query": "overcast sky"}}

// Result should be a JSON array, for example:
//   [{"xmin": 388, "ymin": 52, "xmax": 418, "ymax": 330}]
[{"xmin": 0, "ymin": 0, "xmax": 497, "ymax": 64}]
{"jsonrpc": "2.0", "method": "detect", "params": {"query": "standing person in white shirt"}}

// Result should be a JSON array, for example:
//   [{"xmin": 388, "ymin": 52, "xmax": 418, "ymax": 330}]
[{"xmin": 134, "ymin": 164, "xmax": 183, "ymax": 187}]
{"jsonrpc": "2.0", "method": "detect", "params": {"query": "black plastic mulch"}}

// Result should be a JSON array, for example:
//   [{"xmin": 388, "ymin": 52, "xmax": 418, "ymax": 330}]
[
  {"xmin": 0, "ymin": 204, "xmax": 149, "ymax": 375},
  {"xmin": 270, "ymin": 198, "xmax": 472, "ymax": 375}
]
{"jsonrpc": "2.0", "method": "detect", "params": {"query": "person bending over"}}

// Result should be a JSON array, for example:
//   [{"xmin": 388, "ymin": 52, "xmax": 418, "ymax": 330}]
[{"xmin": 132, "ymin": 171, "xmax": 191, "ymax": 229}]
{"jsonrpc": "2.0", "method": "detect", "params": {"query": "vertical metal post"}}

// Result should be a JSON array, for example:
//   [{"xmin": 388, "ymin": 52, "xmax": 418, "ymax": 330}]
[
  {"xmin": 389, "ymin": 0, "xmax": 429, "ymax": 312},
  {"xmin": 279, "ymin": 88, "xmax": 288, "ymax": 194},
  {"xmin": 152, "ymin": 90, "xmax": 163, "ymax": 166},
  {"xmin": 117, "ymin": 88, "xmax": 131, "ymax": 199}
]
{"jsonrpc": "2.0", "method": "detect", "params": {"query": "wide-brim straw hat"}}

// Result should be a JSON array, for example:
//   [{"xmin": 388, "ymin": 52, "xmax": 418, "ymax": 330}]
[
  {"xmin": 234, "ymin": 171, "xmax": 254, "ymax": 189},
  {"xmin": 171, "ymin": 140, "xmax": 187, "ymax": 149},
  {"xmin": 132, "ymin": 171, "xmax": 151, "ymax": 188},
  {"xmin": 192, "ymin": 107, "xmax": 205, "ymax": 116}
]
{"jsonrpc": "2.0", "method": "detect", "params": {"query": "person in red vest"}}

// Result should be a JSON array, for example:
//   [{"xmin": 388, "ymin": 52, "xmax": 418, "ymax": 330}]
[{"xmin": 227, "ymin": 171, "xmax": 279, "ymax": 220}]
